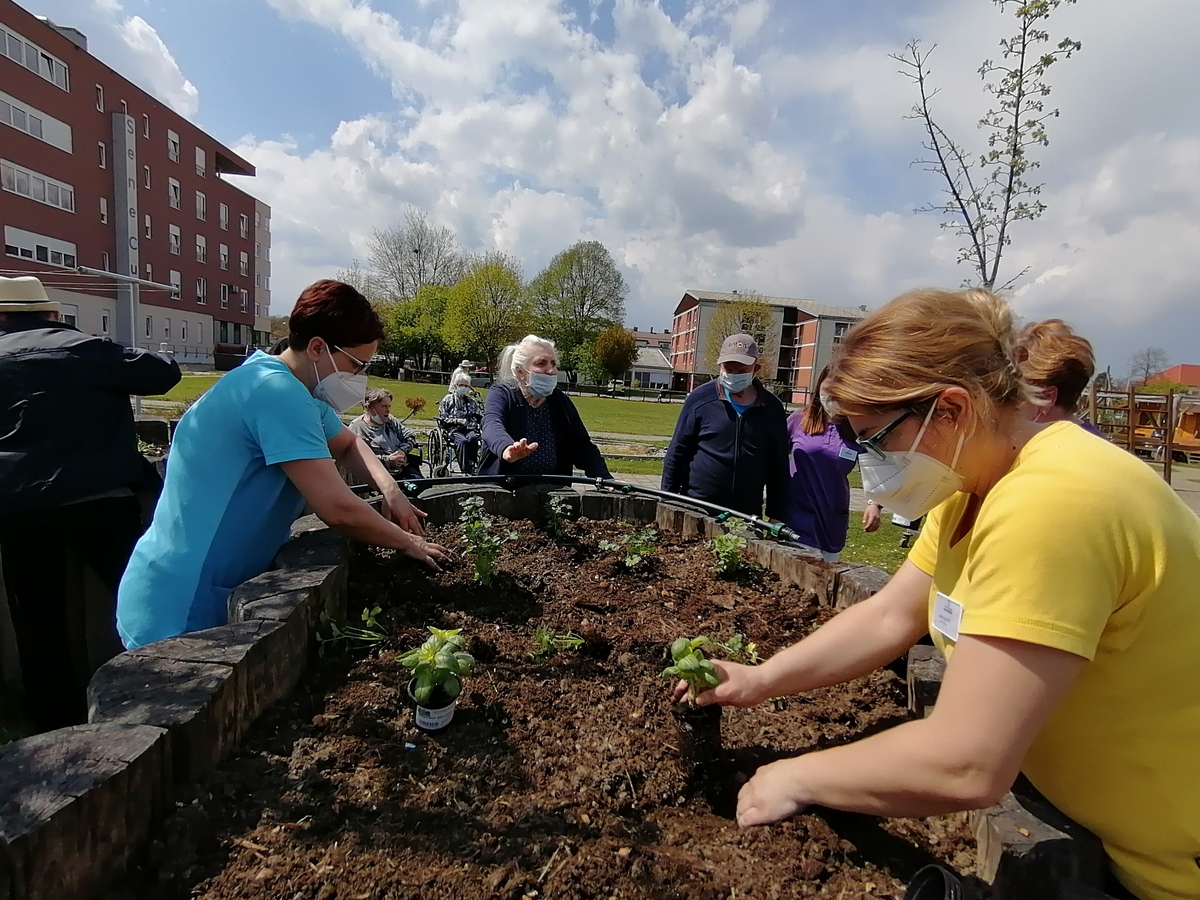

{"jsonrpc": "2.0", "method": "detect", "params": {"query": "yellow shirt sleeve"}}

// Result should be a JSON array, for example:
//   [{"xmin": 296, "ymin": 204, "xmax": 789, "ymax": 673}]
[
  {"xmin": 955, "ymin": 469, "xmax": 1124, "ymax": 660},
  {"xmin": 906, "ymin": 498, "xmax": 945, "ymax": 576}
]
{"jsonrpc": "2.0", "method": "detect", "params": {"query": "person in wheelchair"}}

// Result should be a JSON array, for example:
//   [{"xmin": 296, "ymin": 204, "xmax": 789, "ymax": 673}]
[
  {"xmin": 349, "ymin": 387, "xmax": 423, "ymax": 479},
  {"xmin": 436, "ymin": 372, "xmax": 483, "ymax": 474}
]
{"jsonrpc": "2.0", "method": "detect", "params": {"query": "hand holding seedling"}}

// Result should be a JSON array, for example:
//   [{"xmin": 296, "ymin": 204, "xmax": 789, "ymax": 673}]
[
  {"xmin": 502, "ymin": 438, "xmax": 539, "ymax": 462},
  {"xmin": 662, "ymin": 637, "xmax": 721, "ymax": 703},
  {"xmin": 670, "ymin": 658, "xmax": 770, "ymax": 707}
]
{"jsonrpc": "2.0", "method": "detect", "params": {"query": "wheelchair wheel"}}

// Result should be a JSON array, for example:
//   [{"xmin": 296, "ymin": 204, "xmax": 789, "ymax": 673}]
[{"xmin": 426, "ymin": 428, "xmax": 444, "ymax": 477}]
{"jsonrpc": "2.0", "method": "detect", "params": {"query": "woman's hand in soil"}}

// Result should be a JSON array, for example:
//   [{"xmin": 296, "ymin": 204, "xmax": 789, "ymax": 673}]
[
  {"xmin": 736, "ymin": 758, "xmax": 809, "ymax": 828},
  {"xmin": 673, "ymin": 659, "xmax": 767, "ymax": 708},
  {"xmin": 402, "ymin": 535, "xmax": 451, "ymax": 571},
  {"xmin": 502, "ymin": 438, "xmax": 539, "ymax": 462}
]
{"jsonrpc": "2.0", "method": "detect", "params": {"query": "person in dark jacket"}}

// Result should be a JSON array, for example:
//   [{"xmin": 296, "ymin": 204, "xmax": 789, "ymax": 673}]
[
  {"xmin": 661, "ymin": 333, "xmax": 789, "ymax": 517},
  {"xmin": 479, "ymin": 334, "xmax": 610, "ymax": 478},
  {"xmin": 0, "ymin": 275, "xmax": 181, "ymax": 731}
]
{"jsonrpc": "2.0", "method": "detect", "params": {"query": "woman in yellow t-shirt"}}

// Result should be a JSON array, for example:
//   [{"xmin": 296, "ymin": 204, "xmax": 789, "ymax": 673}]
[{"xmin": 679, "ymin": 288, "xmax": 1200, "ymax": 900}]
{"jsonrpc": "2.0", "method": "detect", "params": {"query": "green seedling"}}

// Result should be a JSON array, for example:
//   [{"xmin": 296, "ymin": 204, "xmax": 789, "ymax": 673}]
[
  {"xmin": 531, "ymin": 625, "xmax": 586, "ymax": 660},
  {"xmin": 398, "ymin": 627, "xmax": 475, "ymax": 705},
  {"xmin": 459, "ymin": 495, "xmax": 517, "ymax": 585},
  {"xmin": 661, "ymin": 636, "xmax": 720, "ymax": 703},
  {"xmin": 598, "ymin": 527, "xmax": 658, "ymax": 570},
  {"xmin": 715, "ymin": 632, "xmax": 761, "ymax": 666},
  {"xmin": 544, "ymin": 495, "xmax": 574, "ymax": 539},
  {"xmin": 317, "ymin": 606, "xmax": 387, "ymax": 657},
  {"xmin": 708, "ymin": 531, "xmax": 750, "ymax": 576}
]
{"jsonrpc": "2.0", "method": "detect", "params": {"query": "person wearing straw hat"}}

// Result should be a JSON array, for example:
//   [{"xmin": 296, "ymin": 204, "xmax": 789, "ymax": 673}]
[{"xmin": 0, "ymin": 275, "xmax": 180, "ymax": 731}]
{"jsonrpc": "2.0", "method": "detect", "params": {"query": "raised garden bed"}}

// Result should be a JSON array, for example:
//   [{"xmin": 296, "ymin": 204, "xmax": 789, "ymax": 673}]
[{"xmin": 104, "ymin": 505, "xmax": 978, "ymax": 899}]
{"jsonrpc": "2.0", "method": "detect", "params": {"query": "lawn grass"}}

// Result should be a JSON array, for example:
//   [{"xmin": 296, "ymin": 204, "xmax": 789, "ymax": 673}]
[
  {"xmin": 840, "ymin": 516, "xmax": 910, "ymax": 574},
  {"xmin": 606, "ymin": 457, "xmax": 665, "ymax": 476},
  {"xmin": 148, "ymin": 374, "xmax": 686, "ymax": 437}
]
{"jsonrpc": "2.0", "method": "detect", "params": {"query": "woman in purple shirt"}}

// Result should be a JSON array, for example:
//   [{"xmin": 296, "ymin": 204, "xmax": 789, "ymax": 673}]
[{"xmin": 783, "ymin": 368, "xmax": 880, "ymax": 561}]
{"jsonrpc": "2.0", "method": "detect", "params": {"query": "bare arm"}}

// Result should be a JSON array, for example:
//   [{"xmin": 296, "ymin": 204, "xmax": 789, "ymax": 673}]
[
  {"xmin": 280, "ymin": 456, "xmax": 446, "ymax": 569},
  {"xmin": 328, "ymin": 426, "xmax": 425, "ymax": 534},
  {"xmin": 736, "ymin": 635, "xmax": 1086, "ymax": 824},
  {"xmin": 687, "ymin": 560, "xmax": 932, "ymax": 707}
]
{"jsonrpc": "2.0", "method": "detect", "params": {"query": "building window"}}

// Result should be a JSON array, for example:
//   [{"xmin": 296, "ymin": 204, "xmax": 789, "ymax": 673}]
[
  {"xmin": 95, "ymin": 84, "xmax": 104, "ymax": 112},
  {"xmin": 119, "ymin": 99, "xmax": 127, "ymax": 115},
  {"xmin": 239, "ymin": 214, "xmax": 249, "ymax": 239},
  {"xmin": 168, "ymin": 224, "xmax": 180, "ymax": 255},
  {"xmin": 254, "ymin": 242, "xmax": 260, "ymax": 258},
  {"xmin": 196, "ymin": 277, "xmax": 207, "ymax": 305},
  {"xmin": 195, "ymin": 146, "xmax": 205, "ymax": 177},
  {"xmin": 144, "ymin": 214, "xmax": 151, "ymax": 239},
  {"xmin": 832, "ymin": 321, "xmax": 849, "ymax": 344},
  {"xmin": 169, "ymin": 270, "xmax": 180, "ymax": 300},
  {"xmin": 254, "ymin": 273, "xmax": 261, "ymax": 288},
  {"xmin": 239, "ymin": 251, "xmax": 248, "ymax": 276},
  {"xmin": 101, "ymin": 313, "xmax": 109, "ymax": 334},
  {"xmin": 3, "ymin": 226, "xmax": 77, "ymax": 268},
  {"xmin": 0, "ymin": 93, "xmax": 71, "ymax": 152},
  {"xmin": 168, "ymin": 178, "xmax": 180, "ymax": 209},
  {"xmin": 101, "ymin": 251, "xmax": 109, "ymax": 271},
  {"xmin": 219, "ymin": 203, "xmax": 228, "ymax": 230},
  {"xmin": 164, "ymin": 317, "xmax": 170, "ymax": 340},
  {"xmin": 99, "ymin": 196, "xmax": 108, "ymax": 223},
  {"xmin": 196, "ymin": 234, "xmax": 207, "ymax": 263},
  {"xmin": 181, "ymin": 319, "xmax": 187, "ymax": 341},
  {"xmin": 219, "ymin": 243, "xmax": 228, "ymax": 270},
  {"xmin": 145, "ymin": 315, "xmax": 152, "ymax": 339},
  {"xmin": 240, "ymin": 289, "xmax": 248, "ymax": 313},
  {"xmin": 264, "ymin": 246, "xmax": 270, "ymax": 262},
  {"xmin": 167, "ymin": 129, "xmax": 179, "ymax": 163},
  {"xmin": 220, "ymin": 283, "xmax": 230, "ymax": 308},
  {"xmin": 1, "ymin": 160, "xmax": 75, "ymax": 212},
  {"xmin": 195, "ymin": 191, "xmax": 206, "ymax": 221},
  {"xmin": 145, "ymin": 262, "xmax": 153, "ymax": 282},
  {"xmin": 143, "ymin": 165, "xmax": 151, "ymax": 189},
  {"xmin": 1, "ymin": 26, "xmax": 69, "ymax": 90},
  {"xmin": 97, "ymin": 142, "xmax": 106, "ymax": 169},
  {"xmin": 142, "ymin": 113, "xmax": 149, "ymax": 138},
  {"xmin": 254, "ymin": 302, "xmax": 261, "ymax": 317}
]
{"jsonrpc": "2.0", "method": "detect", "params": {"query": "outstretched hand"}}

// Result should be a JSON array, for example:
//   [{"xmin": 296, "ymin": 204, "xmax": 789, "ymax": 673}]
[
  {"xmin": 383, "ymin": 492, "xmax": 427, "ymax": 535},
  {"xmin": 671, "ymin": 659, "xmax": 768, "ymax": 708},
  {"xmin": 502, "ymin": 438, "xmax": 539, "ymax": 463}
]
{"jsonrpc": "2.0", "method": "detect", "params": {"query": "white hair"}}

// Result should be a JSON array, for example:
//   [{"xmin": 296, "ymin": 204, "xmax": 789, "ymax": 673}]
[
  {"xmin": 450, "ymin": 371, "xmax": 472, "ymax": 388},
  {"xmin": 497, "ymin": 334, "xmax": 557, "ymax": 382}
]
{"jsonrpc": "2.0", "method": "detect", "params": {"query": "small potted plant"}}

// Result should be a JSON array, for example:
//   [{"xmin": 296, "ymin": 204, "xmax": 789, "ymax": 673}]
[
  {"xmin": 399, "ymin": 627, "xmax": 475, "ymax": 731},
  {"xmin": 662, "ymin": 636, "xmax": 723, "ymax": 768}
]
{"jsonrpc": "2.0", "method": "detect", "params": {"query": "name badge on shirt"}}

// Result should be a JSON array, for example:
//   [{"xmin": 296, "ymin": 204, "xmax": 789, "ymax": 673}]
[
  {"xmin": 838, "ymin": 446, "xmax": 859, "ymax": 461},
  {"xmin": 932, "ymin": 592, "xmax": 963, "ymax": 642}
]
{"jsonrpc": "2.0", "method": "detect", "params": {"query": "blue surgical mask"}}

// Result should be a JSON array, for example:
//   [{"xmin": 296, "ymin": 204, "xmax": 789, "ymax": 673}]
[
  {"xmin": 455, "ymin": 387, "xmax": 471, "ymax": 398},
  {"xmin": 719, "ymin": 371, "xmax": 754, "ymax": 394},
  {"xmin": 526, "ymin": 372, "xmax": 558, "ymax": 398},
  {"xmin": 369, "ymin": 413, "xmax": 386, "ymax": 424}
]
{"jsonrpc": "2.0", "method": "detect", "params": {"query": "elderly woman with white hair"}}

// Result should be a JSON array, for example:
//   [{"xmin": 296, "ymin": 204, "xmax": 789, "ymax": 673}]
[
  {"xmin": 479, "ymin": 335, "xmax": 610, "ymax": 478},
  {"xmin": 436, "ymin": 371, "xmax": 484, "ymax": 474}
]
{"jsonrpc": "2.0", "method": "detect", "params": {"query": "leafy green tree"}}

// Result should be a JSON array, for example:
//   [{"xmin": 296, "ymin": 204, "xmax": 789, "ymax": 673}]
[
  {"xmin": 443, "ymin": 252, "xmax": 533, "ymax": 374},
  {"xmin": 893, "ymin": 0, "xmax": 1082, "ymax": 289},
  {"xmin": 593, "ymin": 324, "xmax": 639, "ymax": 382},
  {"xmin": 531, "ymin": 241, "xmax": 628, "ymax": 381},
  {"xmin": 703, "ymin": 292, "xmax": 778, "ymax": 378}
]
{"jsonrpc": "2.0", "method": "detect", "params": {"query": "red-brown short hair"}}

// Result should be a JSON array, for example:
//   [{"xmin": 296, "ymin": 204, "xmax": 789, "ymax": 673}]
[
  {"xmin": 1015, "ymin": 318, "xmax": 1095, "ymax": 412},
  {"xmin": 287, "ymin": 280, "xmax": 384, "ymax": 351}
]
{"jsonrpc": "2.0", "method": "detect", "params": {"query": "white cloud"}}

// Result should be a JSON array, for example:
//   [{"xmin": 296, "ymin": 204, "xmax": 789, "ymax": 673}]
[
  {"xmin": 233, "ymin": 0, "xmax": 1199, "ymax": 368},
  {"xmin": 114, "ymin": 15, "xmax": 199, "ymax": 117}
]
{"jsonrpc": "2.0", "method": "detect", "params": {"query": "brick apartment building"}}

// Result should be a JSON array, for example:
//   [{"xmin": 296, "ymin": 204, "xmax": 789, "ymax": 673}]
[
  {"xmin": 0, "ymin": 0, "xmax": 270, "ymax": 365},
  {"xmin": 669, "ymin": 289, "xmax": 865, "ymax": 401}
]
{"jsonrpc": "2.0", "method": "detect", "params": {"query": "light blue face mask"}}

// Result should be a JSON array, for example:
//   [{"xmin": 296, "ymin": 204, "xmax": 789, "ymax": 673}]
[
  {"xmin": 719, "ymin": 371, "xmax": 754, "ymax": 394},
  {"xmin": 526, "ymin": 371, "xmax": 558, "ymax": 398}
]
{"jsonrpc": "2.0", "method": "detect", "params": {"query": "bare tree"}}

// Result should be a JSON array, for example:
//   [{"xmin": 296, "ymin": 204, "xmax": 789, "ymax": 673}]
[
  {"xmin": 333, "ymin": 258, "xmax": 384, "ymax": 301},
  {"xmin": 1130, "ymin": 347, "xmax": 1169, "ymax": 384},
  {"xmin": 367, "ymin": 207, "xmax": 464, "ymax": 301},
  {"xmin": 893, "ymin": 0, "xmax": 1081, "ymax": 289},
  {"xmin": 703, "ymin": 292, "xmax": 779, "ymax": 379}
]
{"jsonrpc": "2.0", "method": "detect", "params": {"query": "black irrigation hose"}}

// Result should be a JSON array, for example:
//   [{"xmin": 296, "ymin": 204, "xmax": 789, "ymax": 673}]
[{"xmin": 349, "ymin": 473, "xmax": 802, "ymax": 544}]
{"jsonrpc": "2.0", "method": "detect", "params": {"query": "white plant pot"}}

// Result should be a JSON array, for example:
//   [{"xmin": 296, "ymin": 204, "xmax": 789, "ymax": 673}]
[{"xmin": 407, "ymin": 675, "xmax": 460, "ymax": 732}]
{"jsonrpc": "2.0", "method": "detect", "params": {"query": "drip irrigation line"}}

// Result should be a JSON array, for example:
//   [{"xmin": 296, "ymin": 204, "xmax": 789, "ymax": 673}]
[{"xmin": 348, "ymin": 473, "xmax": 800, "ymax": 543}]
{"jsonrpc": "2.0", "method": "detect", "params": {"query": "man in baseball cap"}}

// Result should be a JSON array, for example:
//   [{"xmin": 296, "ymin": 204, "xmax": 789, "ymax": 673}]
[
  {"xmin": 662, "ymin": 332, "xmax": 789, "ymax": 518},
  {"xmin": 0, "ymin": 275, "xmax": 180, "ymax": 730}
]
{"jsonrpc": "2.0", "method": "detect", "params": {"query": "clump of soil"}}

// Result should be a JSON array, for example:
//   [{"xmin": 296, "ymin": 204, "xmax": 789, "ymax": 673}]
[{"xmin": 107, "ymin": 517, "xmax": 977, "ymax": 899}]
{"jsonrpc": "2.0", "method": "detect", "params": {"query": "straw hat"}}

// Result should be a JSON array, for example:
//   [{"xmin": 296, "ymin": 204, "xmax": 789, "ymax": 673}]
[{"xmin": 0, "ymin": 276, "xmax": 60, "ymax": 312}]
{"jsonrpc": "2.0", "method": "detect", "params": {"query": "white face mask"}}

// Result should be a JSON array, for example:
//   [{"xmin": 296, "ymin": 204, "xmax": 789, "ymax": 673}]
[
  {"xmin": 455, "ymin": 387, "xmax": 470, "ymax": 398},
  {"xmin": 313, "ymin": 344, "xmax": 368, "ymax": 413},
  {"xmin": 859, "ymin": 403, "xmax": 966, "ymax": 521}
]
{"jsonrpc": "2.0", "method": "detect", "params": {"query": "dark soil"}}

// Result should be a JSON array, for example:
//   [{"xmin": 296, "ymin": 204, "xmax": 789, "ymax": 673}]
[{"xmin": 107, "ymin": 517, "xmax": 977, "ymax": 899}]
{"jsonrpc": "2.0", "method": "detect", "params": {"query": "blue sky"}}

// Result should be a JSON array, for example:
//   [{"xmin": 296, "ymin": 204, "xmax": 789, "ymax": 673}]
[{"xmin": 23, "ymin": 0, "xmax": 1200, "ymax": 374}]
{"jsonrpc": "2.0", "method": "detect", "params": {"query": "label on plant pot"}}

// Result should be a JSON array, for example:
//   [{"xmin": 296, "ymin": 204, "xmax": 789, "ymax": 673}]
[{"xmin": 415, "ymin": 701, "xmax": 456, "ymax": 731}]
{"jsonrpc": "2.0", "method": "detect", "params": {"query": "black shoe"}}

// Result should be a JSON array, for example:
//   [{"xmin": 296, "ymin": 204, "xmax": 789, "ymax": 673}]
[{"xmin": 904, "ymin": 865, "xmax": 967, "ymax": 900}]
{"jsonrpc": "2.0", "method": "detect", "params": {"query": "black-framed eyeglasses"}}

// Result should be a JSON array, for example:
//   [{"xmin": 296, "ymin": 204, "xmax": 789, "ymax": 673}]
[
  {"xmin": 856, "ymin": 408, "xmax": 918, "ymax": 460},
  {"xmin": 334, "ymin": 345, "xmax": 370, "ymax": 375}
]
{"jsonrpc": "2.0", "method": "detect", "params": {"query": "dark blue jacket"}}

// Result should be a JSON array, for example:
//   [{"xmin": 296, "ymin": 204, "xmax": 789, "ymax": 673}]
[
  {"xmin": 479, "ymin": 381, "xmax": 611, "ymax": 478},
  {"xmin": 661, "ymin": 379, "xmax": 789, "ymax": 518},
  {"xmin": 0, "ymin": 318, "xmax": 180, "ymax": 518}
]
